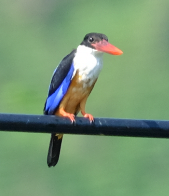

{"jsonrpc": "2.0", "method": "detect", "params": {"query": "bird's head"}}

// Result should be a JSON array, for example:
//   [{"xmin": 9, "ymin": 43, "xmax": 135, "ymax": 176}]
[{"xmin": 80, "ymin": 33, "xmax": 123, "ymax": 55}]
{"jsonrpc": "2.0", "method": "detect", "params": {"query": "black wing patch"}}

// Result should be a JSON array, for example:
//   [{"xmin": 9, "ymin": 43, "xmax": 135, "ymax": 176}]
[
  {"xmin": 48, "ymin": 49, "xmax": 76, "ymax": 97},
  {"xmin": 44, "ymin": 49, "xmax": 76, "ymax": 114}
]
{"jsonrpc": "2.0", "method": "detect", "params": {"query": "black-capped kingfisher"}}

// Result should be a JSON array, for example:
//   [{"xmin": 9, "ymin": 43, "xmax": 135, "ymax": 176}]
[{"xmin": 44, "ymin": 33, "xmax": 123, "ymax": 167}]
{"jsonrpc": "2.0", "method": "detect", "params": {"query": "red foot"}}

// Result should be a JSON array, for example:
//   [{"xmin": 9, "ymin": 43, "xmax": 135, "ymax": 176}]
[
  {"xmin": 82, "ymin": 112, "xmax": 94, "ymax": 123},
  {"xmin": 64, "ymin": 113, "xmax": 75, "ymax": 123},
  {"xmin": 59, "ymin": 109, "xmax": 75, "ymax": 123}
]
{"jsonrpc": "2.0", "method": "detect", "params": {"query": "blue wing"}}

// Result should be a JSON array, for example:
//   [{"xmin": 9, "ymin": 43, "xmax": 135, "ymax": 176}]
[{"xmin": 44, "ymin": 50, "xmax": 76, "ymax": 115}]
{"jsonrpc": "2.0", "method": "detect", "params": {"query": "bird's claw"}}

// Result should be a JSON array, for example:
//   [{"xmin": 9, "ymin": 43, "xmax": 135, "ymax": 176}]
[
  {"xmin": 83, "ymin": 113, "xmax": 94, "ymax": 123},
  {"xmin": 66, "ymin": 113, "xmax": 75, "ymax": 123}
]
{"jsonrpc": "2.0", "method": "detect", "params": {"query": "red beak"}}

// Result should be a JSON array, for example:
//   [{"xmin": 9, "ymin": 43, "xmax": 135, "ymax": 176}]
[{"xmin": 92, "ymin": 39, "xmax": 123, "ymax": 55}]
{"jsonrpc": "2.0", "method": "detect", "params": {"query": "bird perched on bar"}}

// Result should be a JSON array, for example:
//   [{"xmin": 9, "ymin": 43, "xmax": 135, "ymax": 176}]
[{"xmin": 44, "ymin": 32, "xmax": 123, "ymax": 167}]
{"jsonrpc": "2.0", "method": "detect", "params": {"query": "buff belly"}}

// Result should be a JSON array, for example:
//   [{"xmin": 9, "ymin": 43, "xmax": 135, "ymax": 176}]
[{"xmin": 55, "ymin": 71, "xmax": 97, "ymax": 116}]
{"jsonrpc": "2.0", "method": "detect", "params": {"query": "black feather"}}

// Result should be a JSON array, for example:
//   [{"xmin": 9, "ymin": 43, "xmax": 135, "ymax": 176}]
[
  {"xmin": 47, "ymin": 134, "xmax": 63, "ymax": 167},
  {"xmin": 43, "ymin": 49, "xmax": 76, "ymax": 114},
  {"xmin": 48, "ymin": 49, "xmax": 76, "ymax": 97}
]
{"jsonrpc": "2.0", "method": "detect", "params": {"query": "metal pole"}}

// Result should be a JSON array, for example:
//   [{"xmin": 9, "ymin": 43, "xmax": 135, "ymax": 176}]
[{"xmin": 0, "ymin": 113, "xmax": 169, "ymax": 138}]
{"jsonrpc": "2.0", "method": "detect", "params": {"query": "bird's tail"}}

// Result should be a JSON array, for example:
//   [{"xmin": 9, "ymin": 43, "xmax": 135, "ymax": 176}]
[{"xmin": 47, "ymin": 133, "xmax": 63, "ymax": 167}]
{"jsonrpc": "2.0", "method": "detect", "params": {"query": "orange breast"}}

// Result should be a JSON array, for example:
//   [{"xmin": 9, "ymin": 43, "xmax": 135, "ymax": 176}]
[{"xmin": 55, "ymin": 70, "xmax": 97, "ymax": 116}]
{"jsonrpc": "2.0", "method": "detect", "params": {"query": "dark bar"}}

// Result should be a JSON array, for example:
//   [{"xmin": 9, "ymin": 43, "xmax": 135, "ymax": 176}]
[{"xmin": 0, "ymin": 113, "xmax": 169, "ymax": 138}]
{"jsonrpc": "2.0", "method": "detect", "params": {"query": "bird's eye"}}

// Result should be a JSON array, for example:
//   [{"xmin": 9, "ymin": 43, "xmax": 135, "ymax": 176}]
[{"xmin": 88, "ymin": 37, "xmax": 94, "ymax": 43}]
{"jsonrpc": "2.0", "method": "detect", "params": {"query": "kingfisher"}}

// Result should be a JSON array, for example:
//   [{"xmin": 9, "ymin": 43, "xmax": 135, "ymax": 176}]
[{"xmin": 44, "ymin": 33, "xmax": 123, "ymax": 167}]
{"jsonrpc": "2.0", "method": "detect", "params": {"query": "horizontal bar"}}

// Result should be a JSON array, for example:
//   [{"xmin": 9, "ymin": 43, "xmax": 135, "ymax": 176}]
[{"xmin": 0, "ymin": 113, "xmax": 169, "ymax": 138}]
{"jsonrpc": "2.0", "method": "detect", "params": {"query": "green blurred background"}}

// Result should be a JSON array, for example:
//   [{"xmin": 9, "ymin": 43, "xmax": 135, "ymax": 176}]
[{"xmin": 1, "ymin": 0, "xmax": 169, "ymax": 195}]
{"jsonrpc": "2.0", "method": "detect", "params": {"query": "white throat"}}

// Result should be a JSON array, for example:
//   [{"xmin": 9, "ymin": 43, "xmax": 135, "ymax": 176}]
[{"xmin": 73, "ymin": 45, "xmax": 104, "ymax": 83}]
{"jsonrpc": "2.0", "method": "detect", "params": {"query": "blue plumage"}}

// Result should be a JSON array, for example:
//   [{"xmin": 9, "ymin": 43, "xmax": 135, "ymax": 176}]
[{"xmin": 45, "ymin": 63, "xmax": 74, "ymax": 114}]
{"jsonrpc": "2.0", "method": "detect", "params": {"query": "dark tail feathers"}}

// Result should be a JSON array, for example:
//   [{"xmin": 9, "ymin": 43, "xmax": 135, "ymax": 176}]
[{"xmin": 47, "ymin": 133, "xmax": 63, "ymax": 167}]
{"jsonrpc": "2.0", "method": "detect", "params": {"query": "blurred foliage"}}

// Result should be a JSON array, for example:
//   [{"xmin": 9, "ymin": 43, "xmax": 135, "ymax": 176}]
[{"xmin": 0, "ymin": 0, "xmax": 169, "ymax": 195}]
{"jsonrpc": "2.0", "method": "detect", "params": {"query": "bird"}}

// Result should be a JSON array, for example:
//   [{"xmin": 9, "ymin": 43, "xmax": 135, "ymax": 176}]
[{"xmin": 44, "ymin": 32, "xmax": 123, "ymax": 167}]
